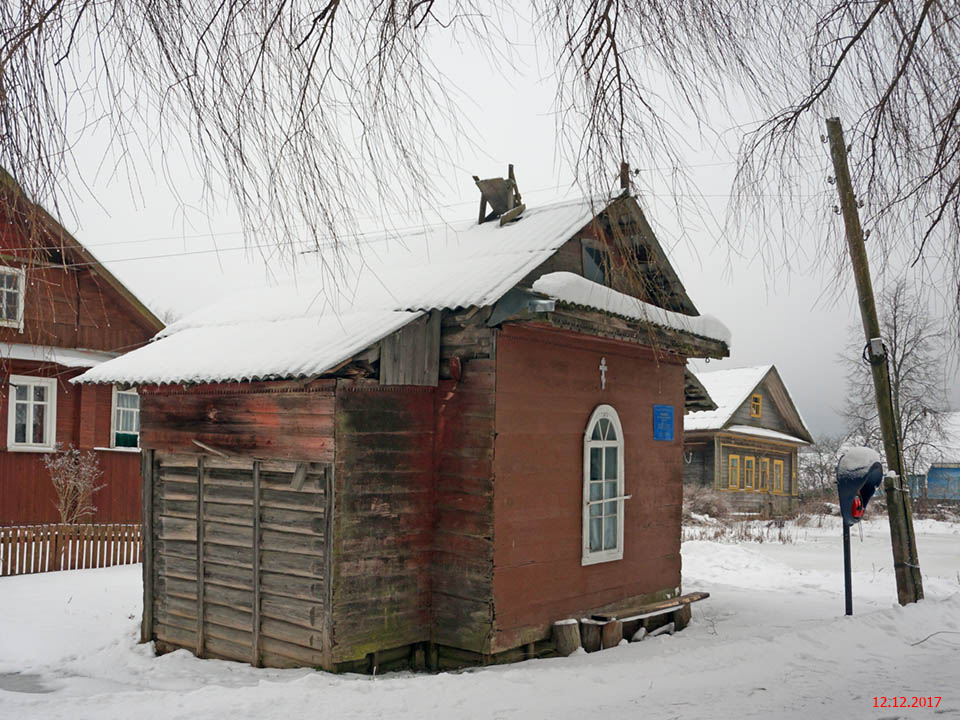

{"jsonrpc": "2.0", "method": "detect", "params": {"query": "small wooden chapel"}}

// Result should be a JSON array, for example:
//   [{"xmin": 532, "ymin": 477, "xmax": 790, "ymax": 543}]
[{"xmin": 79, "ymin": 169, "xmax": 730, "ymax": 671}]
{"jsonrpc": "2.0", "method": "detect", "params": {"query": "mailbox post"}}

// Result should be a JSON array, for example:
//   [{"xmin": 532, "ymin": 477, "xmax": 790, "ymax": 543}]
[{"xmin": 836, "ymin": 448, "xmax": 884, "ymax": 615}]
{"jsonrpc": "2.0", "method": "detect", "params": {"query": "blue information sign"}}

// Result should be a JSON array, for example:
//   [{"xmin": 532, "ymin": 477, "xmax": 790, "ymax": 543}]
[{"xmin": 653, "ymin": 404, "xmax": 674, "ymax": 441}]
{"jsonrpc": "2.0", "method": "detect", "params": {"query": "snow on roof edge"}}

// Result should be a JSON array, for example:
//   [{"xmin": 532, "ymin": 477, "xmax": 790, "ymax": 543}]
[
  {"xmin": 683, "ymin": 365, "xmax": 772, "ymax": 431},
  {"xmin": 531, "ymin": 272, "xmax": 730, "ymax": 346},
  {"xmin": 725, "ymin": 425, "xmax": 811, "ymax": 445}
]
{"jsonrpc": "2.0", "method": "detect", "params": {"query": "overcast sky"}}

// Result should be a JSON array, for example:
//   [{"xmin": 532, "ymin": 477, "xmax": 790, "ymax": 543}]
[{"xmin": 55, "ymin": 21, "xmax": 958, "ymax": 441}]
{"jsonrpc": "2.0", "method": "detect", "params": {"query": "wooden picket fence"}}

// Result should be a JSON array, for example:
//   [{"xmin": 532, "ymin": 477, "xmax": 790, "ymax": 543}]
[{"xmin": 0, "ymin": 523, "xmax": 142, "ymax": 577}]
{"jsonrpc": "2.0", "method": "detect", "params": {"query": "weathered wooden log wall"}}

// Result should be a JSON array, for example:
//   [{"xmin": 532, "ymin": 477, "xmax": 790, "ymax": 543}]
[
  {"xmin": 431, "ymin": 309, "xmax": 498, "ymax": 654},
  {"xmin": 328, "ymin": 380, "xmax": 435, "ymax": 664}
]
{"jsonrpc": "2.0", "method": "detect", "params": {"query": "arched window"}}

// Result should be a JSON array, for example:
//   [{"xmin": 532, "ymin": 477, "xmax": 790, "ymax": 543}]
[{"xmin": 582, "ymin": 404, "xmax": 627, "ymax": 565}]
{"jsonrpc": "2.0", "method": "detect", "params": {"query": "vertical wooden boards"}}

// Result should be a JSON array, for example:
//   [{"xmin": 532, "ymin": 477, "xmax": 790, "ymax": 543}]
[
  {"xmin": 329, "ymin": 383, "xmax": 436, "ymax": 663},
  {"xmin": 379, "ymin": 312, "xmax": 441, "ymax": 386},
  {"xmin": 141, "ymin": 449, "xmax": 156, "ymax": 643},
  {"xmin": 196, "ymin": 455, "xmax": 206, "ymax": 658},
  {"xmin": 251, "ymin": 461, "xmax": 261, "ymax": 667},
  {"xmin": 151, "ymin": 450, "xmax": 329, "ymax": 668},
  {"xmin": 153, "ymin": 453, "xmax": 200, "ymax": 654}
]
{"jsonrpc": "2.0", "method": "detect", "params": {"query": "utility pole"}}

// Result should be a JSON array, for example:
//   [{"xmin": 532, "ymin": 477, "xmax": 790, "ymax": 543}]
[{"xmin": 825, "ymin": 117, "xmax": 923, "ymax": 606}]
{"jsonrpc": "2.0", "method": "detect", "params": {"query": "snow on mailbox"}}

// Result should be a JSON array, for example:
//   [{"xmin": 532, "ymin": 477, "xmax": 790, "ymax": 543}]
[
  {"xmin": 836, "ymin": 447, "xmax": 884, "ymax": 526},
  {"xmin": 835, "ymin": 446, "xmax": 884, "ymax": 616}
]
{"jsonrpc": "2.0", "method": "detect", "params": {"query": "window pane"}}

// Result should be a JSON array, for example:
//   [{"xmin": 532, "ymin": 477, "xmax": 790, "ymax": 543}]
[
  {"xmin": 589, "ymin": 518, "xmax": 603, "ymax": 551},
  {"xmin": 114, "ymin": 432, "xmax": 138, "ymax": 448},
  {"xmin": 14, "ymin": 403, "xmax": 27, "ymax": 443},
  {"xmin": 591, "ymin": 423, "xmax": 602, "ymax": 441},
  {"xmin": 15, "ymin": 384, "xmax": 27, "ymax": 401},
  {"xmin": 599, "ymin": 418, "xmax": 609, "ymax": 439},
  {"xmin": 604, "ymin": 516, "xmax": 617, "ymax": 550},
  {"xmin": 604, "ymin": 480, "xmax": 617, "ymax": 499},
  {"xmin": 589, "ymin": 482, "xmax": 603, "ymax": 501},
  {"xmin": 118, "ymin": 392, "xmax": 138, "ymax": 409},
  {"xmin": 32, "ymin": 404, "xmax": 45, "ymax": 444},
  {"xmin": 33, "ymin": 385, "xmax": 47, "ymax": 403},
  {"xmin": 589, "ymin": 501, "xmax": 602, "ymax": 517},
  {"xmin": 118, "ymin": 409, "xmax": 137, "ymax": 433},
  {"xmin": 605, "ymin": 423, "xmax": 617, "ymax": 441},
  {"xmin": 604, "ymin": 447, "xmax": 617, "ymax": 479},
  {"xmin": 604, "ymin": 501, "xmax": 617, "ymax": 516},
  {"xmin": 589, "ymin": 447, "xmax": 602, "ymax": 480}
]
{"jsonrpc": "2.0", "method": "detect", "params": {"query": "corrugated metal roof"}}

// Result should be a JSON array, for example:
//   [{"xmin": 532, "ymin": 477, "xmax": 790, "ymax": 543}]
[
  {"xmin": 683, "ymin": 365, "xmax": 772, "ymax": 431},
  {"xmin": 76, "ymin": 311, "xmax": 421, "ymax": 385},
  {"xmin": 76, "ymin": 198, "xmax": 601, "ymax": 385}
]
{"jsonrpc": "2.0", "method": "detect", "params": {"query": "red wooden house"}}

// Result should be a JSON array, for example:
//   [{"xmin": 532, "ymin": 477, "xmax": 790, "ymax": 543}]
[
  {"xmin": 0, "ymin": 169, "xmax": 163, "ymax": 524},
  {"xmin": 79, "ymin": 179, "xmax": 729, "ymax": 670}
]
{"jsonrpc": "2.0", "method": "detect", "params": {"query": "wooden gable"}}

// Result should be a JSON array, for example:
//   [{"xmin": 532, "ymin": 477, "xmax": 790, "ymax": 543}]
[
  {"xmin": 725, "ymin": 367, "xmax": 812, "ymax": 443},
  {"xmin": 519, "ymin": 196, "xmax": 698, "ymax": 316},
  {"xmin": 0, "ymin": 168, "xmax": 163, "ymax": 352}
]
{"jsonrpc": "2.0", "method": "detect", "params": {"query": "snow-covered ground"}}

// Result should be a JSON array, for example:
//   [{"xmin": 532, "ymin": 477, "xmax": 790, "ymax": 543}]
[{"xmin": 1, "ymin": 516, "xmax": 958, "ymax": 720}]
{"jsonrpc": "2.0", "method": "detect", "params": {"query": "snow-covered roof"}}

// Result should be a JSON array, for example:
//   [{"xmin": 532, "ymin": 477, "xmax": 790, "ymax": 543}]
[
  {"xmin": 531, "ymin": 272, "xmax": 730, "ymax": 344},
  {"xmin": 2, "ymin": 343, "xmax": 118, "ymax": 368},
  {"xmin": 684, "ymin": 366, "xmax": 771, "ymax": 432},
  {"xmin": 77, "ymin": 198, "xmax": 607, "ymax": 385},
  {"xmin": 76, "ymin": 312, "xmax": 420, "ymax": 385},
  {"xmin": 726, "ymin": 425, "xmax": 809, "ymax": 446}
]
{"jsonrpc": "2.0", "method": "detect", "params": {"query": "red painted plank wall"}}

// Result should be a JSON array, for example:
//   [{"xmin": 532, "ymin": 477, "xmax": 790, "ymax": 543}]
[
  {"xmin": 0, "ymin": 361, "xmax": 140, "ymax": 524},
  {"xmin": 491, "ymin": 323, "xmax": 686, "ymax": 651},
  {"xmin": 139, "ymin": 380, "xmax": 337, "ymax": 462}
]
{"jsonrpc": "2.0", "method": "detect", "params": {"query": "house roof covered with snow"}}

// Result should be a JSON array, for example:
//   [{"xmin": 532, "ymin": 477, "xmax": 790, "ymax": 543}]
[
  {"xmin": 76, "ymin": 195, "xmax": 728, "ymax": 386},
  {"xmin": 684, "ymin": 364, "xmax": 812, "ymax": 444}
]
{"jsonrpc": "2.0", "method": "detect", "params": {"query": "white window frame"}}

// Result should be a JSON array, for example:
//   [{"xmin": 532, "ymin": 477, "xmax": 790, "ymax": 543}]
[
  {"xmin": 582, "ymin": 404, "xmax": 628, "ymax": 566},
  {"xmin": 110, "ymin": 386, "xmax": 141, "ymax": 449},
  {"xmin": 0, "ymin": 266, "xmax": 25, "ymax": 331},
  {"xmin": 6, "ymin": 374, "xmax": 57, "ymax": 451}
]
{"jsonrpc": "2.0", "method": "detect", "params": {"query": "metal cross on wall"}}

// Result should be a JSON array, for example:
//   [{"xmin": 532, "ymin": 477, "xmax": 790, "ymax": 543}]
[{"xmin": 599, "ymin": 357, "xmax": 607, "ymax": 390}]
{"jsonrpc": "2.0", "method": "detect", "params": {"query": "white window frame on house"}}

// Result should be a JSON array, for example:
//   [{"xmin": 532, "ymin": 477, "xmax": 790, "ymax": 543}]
[
  {"xmin": 110, "ymin": 386, "xmax": 141, "ymax": 449},
  {"xmin": 6, "ymin": 374, "xmax": 57, "ymax": 451},
  {"xmin": 582, "ymin": 404, "xmax": 628, "ymax": 566},
  {"xmin": 0, "ymin": 266, "xmax": 26, "ymax": 331}
]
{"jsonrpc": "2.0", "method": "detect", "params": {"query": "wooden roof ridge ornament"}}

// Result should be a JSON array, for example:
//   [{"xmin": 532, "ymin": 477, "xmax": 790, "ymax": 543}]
[{"xmin": 473, "ymin": 164, "xmax": 526, "ymax": 226}]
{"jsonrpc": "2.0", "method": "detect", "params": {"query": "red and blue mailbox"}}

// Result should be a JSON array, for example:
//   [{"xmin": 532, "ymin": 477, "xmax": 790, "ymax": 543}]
[{"xmin": 836, "ymin": 448, "xmax": 884, "ymax": 615}]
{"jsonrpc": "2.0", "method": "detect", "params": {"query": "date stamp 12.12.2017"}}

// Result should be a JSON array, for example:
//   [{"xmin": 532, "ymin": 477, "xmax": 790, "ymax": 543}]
[{"xmin": 873, "ymin": 697, "xmax": 942, "ymax": 709}]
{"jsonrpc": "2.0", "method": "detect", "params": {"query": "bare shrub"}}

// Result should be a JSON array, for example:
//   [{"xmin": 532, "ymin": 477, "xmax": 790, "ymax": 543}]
[
  {"xmin": 42, "ymin": 444, "xmax": 105, "ymax": 524},
  {"xmin": 682, "ymin": 486, "xmax": 730, "ymax": 522}
]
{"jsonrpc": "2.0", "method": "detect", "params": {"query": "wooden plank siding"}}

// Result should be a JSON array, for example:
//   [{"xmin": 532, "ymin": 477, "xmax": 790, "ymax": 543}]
[
  {"xmin": 1, "ymin": 362, "xmax": 141, "ymax": 524},
  {"xmin": 142, "ymin": 383, "xmax": 335, "ymax": 668},
  {"xmin": 328, "ymin": 381, "xmax": 436, "ymax": 664},
  {"xmin": 725, "ymin": 377, "xmax": 796, "ymax": 436},
  {"xmin": 2, "ymin": 193, "xmax": 158, "ymax": 526},
  {"xmin": 713, "ymin": 435, "xmax": 799, "ymax": 515},
  {"xmin": 491, "ymin": 323, "xmax": 686, "ymax": 652},
  {"xmin": 380, "ymin": 312, "xmax": 441, "ymax": 386},
  {"xmin": 431, "ymin": 309, "xmax": 498, "ymax": 653}
]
